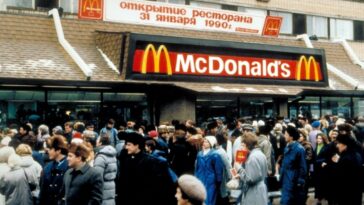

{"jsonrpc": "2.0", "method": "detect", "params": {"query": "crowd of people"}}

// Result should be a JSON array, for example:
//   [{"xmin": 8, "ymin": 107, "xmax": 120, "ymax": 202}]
[{"xmin": 0, "ymin": 114, "xmax": 364, "ymax": 205}]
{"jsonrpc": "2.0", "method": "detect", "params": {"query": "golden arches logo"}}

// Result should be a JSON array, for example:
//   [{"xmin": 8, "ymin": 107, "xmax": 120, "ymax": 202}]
[
  {"xmin": 266, "ymin": 21, "xmax": 280, "ymax": 32},
  {"xmin": 141, "ymin": 44, "xmax": 173, "ymax": 75},
  {"xmin": 82, "ymin": 0, "xmax": 101, "ymax": 12},
  {"xmin": 296, "ymin": 56, "xmax": 319, "ymax": 81}
]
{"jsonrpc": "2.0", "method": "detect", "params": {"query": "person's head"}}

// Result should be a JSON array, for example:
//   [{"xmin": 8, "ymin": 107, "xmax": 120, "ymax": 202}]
[
  {"xmin": 273, "ymin": 123, "xmax": 283, "ymax": 134},
  {"xmin": 336, "ymin": 134, "xmax": 354, "ymax": 153},
  {"xmin": 316, "ymin": 133, "xmax": 329, "ymax": 145},
  {"xmin": 38, "ymin": 124, "xmax": 49, "ymax": 136},
  {"xmin": 64, "ymin": 122, "xmax": 73, "ymax": 134},
  {"xmin": 48, "ymin": 135, "xmax": 68, "ymax": 160},
  {"xmin": 0, "ymin": 146, "xmax": 15, "ymax": 163},
  {"xmin": 67, "ymin": 143, "xmax": 90, "ymax": 168},
  {"xmin": 242, "ymin": 132, "xmax": 258, "ymax": 151},
  {"xmin": 19, "ymin": 124, "xmax": 31, "ymax": 136},
  {"xmin": 85, "ymin": 123, "xmax": 95, "ymax": 131},
  {"xmin": 185, "ymin": 120, "xmax": 195, "ymax": 128},
  {"xmin": 15, "ymin": 144, "xmax": 32, "ymax": 156},
  {"xmin": 202, "ymin": 136, "xmax": 216, "ymax": 150},
  {"xmin": 98, "ymin": 133, "xmax": 110, "ymax": 146},
  {"xmin": 337, "ymin": 123, "xmax": 352, "ymax": 136},
  {"xmin": 83, "ymin": 130, "xmax": 97, "ymax": 148},
  {"xmin": 107, "ymin": 119, "xmax": 115, "ymax": 129},
  {"xmin": 298, "ymin": 128, "xmax": 308, "ymax": 143},
  {"xmin": 329, "ymin": 129, "xmax": 339, "ymax": 142},
  {"xmin": 176, "ymin": 174, "xmax": 207, "ymax": 205},
  {"xmin": 311, "ymin": 121, "xmax": 321, "ymax": 130},
  {"xmin": 52, "ymin": 126, "xmax": 63, "ymax": 136},
  {"xmin": 207, "ymin": 121, "xmax": 218, "ymax": 136},
  {"xmin": 125, "ymin": 132, "xmax": 145, "ymax": 155},
  {"xmin": 285, "ymin": 126, "xmax": 300, "ymax": 143},
  {"xmin": 145, "ymin": 139, "xmax": 156, "ymax": 154},
  {"xmin": 158, "ymin": 125, "xmax": 169, "ymax": 139},
  {"xmin": 215, "ymin": 132, "xmax": 227, "ymax": 146}
]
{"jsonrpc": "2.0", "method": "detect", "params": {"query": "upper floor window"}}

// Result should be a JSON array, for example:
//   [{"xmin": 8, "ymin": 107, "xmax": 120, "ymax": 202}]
[
  {"xmin": 238, "ymin": 7, "xmax": 267, "ymax": 16},
  {"xmin": 189, "ymin": 1, "xmax": 221, "ymax": 9},
  {"xmin": 330, "ymin": 18, "xmax": 354, "ymax": 40},
  {"xmin": 269, "ymin": 11, "xmax": 293, "ymax": 34},
  {"xmin": 354, "ymin": 20, "xmax": 364, "ymax": 41},
  {"xmin": 307, "ymin": 15, "xmax": 328, "ymax": 38}
]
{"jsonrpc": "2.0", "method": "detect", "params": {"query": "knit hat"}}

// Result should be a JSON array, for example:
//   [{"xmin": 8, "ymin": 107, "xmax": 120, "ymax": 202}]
[
  {"xmin": 204, "ymin": 136, "xmax": 217, "ymax": 148},
  {"xmin": 257, "ymin": 120, "xmax": 265, "ymax": 127},
  {"xmin": 311, "ymin": 121, "xmax": 321, "ymax": 128},
  {"xmin": 178, "ymin": 174, "xmax": 207, "ymax": 203},
  {"xmin": 148, "ymin": 130, "xmax": 158, "ymax": 138}
]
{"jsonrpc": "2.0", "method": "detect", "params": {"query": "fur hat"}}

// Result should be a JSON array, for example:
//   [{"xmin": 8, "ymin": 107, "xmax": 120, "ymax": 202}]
[
  {"xmin": 204, "ymin": 136, "xmax": 217, "ymax": 148},
  {"xmin": 338, "ymin": 123, "xmax": 352, "ymax": 133},
  {"xmin": 49, "ymin": 135, "xmax": 68, "ymax": 152},
  {"xmin": 0, "ymin": 146, "xmax": 15, "ymax": 163},
  {"xmin": 178, "ymin": 174, "xmax": 207, "ymax": 203},
  {"xmin": 336, "ymin": 134, "xmax": 355, "ymax": 147},
  {"xmin": 158, "ymin": 125, "xmax": 168, "ymax": 133},
  {"xmin": 207, "ymin": 121, "xmax": 218, "ymax": 130},
  {"xmin": 68, "ymin": 143, "xmax": 90, "ymax": 161},
  {"xmin": 125, "ymin": 132, "xmax": 145, "ymax": 148}
]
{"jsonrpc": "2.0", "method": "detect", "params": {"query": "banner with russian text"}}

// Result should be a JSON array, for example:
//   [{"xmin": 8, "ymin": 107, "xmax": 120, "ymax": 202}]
[{"xmin": 104, "ymin": 0, "xmax": 266, "ymax": 35}]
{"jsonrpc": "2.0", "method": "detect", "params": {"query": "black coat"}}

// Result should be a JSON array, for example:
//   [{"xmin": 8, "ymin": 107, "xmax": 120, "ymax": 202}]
[
  {"xmin": 39, "ymin": 157, "xmax": 68, "ymax": 205},
  {"xmin": 117, "ymin": 150, "xmax": 174, "ymax": 205},
  {"xmin": 168, "ymin": 137, "xmax": 194, "ymax": 176},
  {"xmin": 269, "ymin": 132, "xmax": 286, "ymax": 161},
  {"xmin": 313, "ymin": 144, "xmax": 329, "ymax": 200},
  {"xmin": 335, "ymin": 148, "xmax": 363, "ymax": 205},
  {"xmin": 63, "ymin": 163, "xmax": 104, "ymax": 205}
]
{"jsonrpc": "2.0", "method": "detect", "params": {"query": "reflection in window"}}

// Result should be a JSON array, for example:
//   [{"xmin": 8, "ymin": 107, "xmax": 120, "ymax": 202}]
[
  {"xmin": 353, "ymin": 98, "xmax": 364, "ymax": 117},
  {"xmin": 0, "ymin": 90, "xmax": 45, "ymax": 126},
  {"xmin": 297, "ymin": 97, "xmax": 320, "ymax": 120},
  {"xmin": 322, "ymin": 97, "xmax": 351, "ymax": 118}
]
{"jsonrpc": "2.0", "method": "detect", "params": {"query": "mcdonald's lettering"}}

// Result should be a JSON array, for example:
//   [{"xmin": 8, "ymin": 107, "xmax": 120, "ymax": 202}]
[
  {"xmin": 78, "ymin": 0, "xmax": 103, "ymax": 20},
  {"xmin": 132, "ymin": 44, "xmax": 323, "ymax": 82},
  {"xmin": 296, "ymin": 56, "xmax": 320, "ymax": 81}
]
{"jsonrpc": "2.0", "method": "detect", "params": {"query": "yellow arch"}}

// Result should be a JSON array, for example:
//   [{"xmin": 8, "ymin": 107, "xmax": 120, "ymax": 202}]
[
  {"xmin": 83, "ymin": 0, "xmax": 99, "ymax": 12},
  {"xmin": 296, "ymin": 56, "xmax": 319, "ymax": 81},
  {"xmin": 141, "ymin": 44, "xmax": 172, "ymax": 75}
]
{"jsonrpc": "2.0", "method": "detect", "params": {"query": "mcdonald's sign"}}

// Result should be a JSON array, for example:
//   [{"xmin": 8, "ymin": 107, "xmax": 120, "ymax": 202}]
[
  {"xmin": 262, "ymin": 16, "xmax": 282, "ymax": 37},
  {"xmin": 296, "ymin": 56, "xmax": 320, "ymax": 81},
  {"xmin": 78, "ymin": 0, "xmax": 103, "ymax": 20},
  {"xmin": 127, "ymin": 34, "xmax": 328, "ymax": 86}
]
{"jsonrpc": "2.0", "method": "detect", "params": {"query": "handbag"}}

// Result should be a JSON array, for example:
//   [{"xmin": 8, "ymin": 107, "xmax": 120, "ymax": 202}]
[{"xmin": 23, "ymin": 169, "xmax": 37, "ymax": 191}]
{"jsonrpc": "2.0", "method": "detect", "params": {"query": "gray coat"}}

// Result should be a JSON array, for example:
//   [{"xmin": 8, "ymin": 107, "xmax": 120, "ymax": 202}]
[
  {"xmin": 238, "ymin": 148, "xmax": 268, "ymax": 205},
  {"xmin": 94, "ymin": 145, "xmax": 117, "ymax": 205},
  {"xmin": 0, "ymin": 167, "xmax": 33, "ymax": 205}
]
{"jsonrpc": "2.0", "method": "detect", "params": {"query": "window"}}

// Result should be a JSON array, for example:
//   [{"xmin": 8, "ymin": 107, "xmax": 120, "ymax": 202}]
[
  {"xmin": 1, "ymin": 0, "xmax": 34, "ymax": 10},
  {"xmin": 297, "ymin": 97, "xmax": 320, "ymax": 120},
  {"xmin": 353, "ymin": 97, "xmax": 364, "ymax": 117},
  {"xmin": 307, "ymin": 15, "xmax": 328, "ymax": 38},
  {"xmin": 269, "ymin": 11, "xmax": 292, "ymax": 34},
  {"xmin": 222, "ymin": 4, "xmax": 237, "ymax": 11},
  {"xmin": 354, "ymin": 21, "xmax": 364, "ymax": 41},
  {"xmin": 330, "ymin": 18, "xmax": 354, "ymax": 40},
  {"xmin": 59, "ymin": 0, "xmax": 78, "ymax": 13},
  {"xmin": 189, "ymin": 1, "xmax": 221, "ymax": 9},
  {"xmin": 322, "ymin": 97, "xmax": 351, "ymax": 118},
  {"xmin": 238, "ymin": 7, "xmax": 267, "ymax": 16},
  {"xmin": 293, "ymin": 13, "xmax": 306, "ymax": 35}
]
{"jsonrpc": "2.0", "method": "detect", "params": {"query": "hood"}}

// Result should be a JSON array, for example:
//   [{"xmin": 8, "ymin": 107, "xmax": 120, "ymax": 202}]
[
  {"xmin": 99, "ymin": 145, "xmax": 117, "ymax": 157},
  {"xmin": 19, "ymin": 155, "xmax": 34, "ymax": 168},
  {"xmin": 258, "ymin": 134, "xmax": 268, "ymax": 144}
]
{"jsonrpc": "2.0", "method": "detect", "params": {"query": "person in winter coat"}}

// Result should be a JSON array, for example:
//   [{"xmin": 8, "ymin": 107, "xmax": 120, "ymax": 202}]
[
  {"xmin": 332, "ymin": 134, "xmax": 363, "ymax": 205},
  {"xmin": 313, "ymin": 133, "xmax": 330, "ymax": 205},
  {"xmin": 0, "ymin": 153, "xmax": 33, "ymax": 205},
  {"xmin": 0, "ymin": 146, "xmax": 15, "ymax": 205},
  {"xmin": 353, "ymin": 116, "xmax": 364, "ymax": 145},
  {"xmin": 94, "ymin": 134, "xmax": 117, "ymax": 205},
  {"xmin": 195, "ymin": 136, "xmax": 224, "ymax": 205},
  {"xmin": 117, "ymin": 132, "xmax": 175, "ymax": 205},
  {"xmin": 63, "ymin": 143, "xmax": 104, "ymax": 205},
  {"xmin": 169, "ymin": 129, "xmax": 193, "ymax": 176},
  {"xmin": 99, "ymin": 119, "xmax": 119, "ymax": 147},
  {"xmin": 215, "ymin": 133, "xmax": 232, "ymax": 205},
  {"xmin": 256, "ymin": 121, "xmax": 273, "ymax": 176},
  {"xmin": 39, "ymin": 135, "xmax": 68, "ymax": 205},
  {"xmin": 16, "ymin": 144, "xmax": 43, "ymax": 203},
  {"xmin": 270, "ymin": 123, "xmax": 286, "ymax": 161},
  {"xmin": 280, "ymin": 126, "xmax": 307, "ymax": 205},
  {"xmin": 176, "ymin": 174, "xmax": 207, "ymax": 205},
  {"xmin": 234, "ymin": 132, "xmax": 268, "ymax": 205}
]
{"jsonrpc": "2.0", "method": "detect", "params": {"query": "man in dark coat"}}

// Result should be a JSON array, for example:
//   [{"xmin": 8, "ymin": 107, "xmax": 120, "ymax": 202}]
[
  {"xmin": 9, "ymin": 123, "xmax": 35, "ymax": 149},
  {"xmin": 39, "ymin": 135, "xmax": 69, "ymax": 205},
  {"xmin": 63, "ymin": 143, "xmax": 103, "ymax": 205},
  {"xmin": 117, "ymin": 132, "xmax": 174, "ymax": 205},
  {"xmin": 333, "ymin": 134, "xmax": 363, "ymax": 205},
  {"xmin": 168, "ymin": 130, "xmax": 193, "ymax": 176}
]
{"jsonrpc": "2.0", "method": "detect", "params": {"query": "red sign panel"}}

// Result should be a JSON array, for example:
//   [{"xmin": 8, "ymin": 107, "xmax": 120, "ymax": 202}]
[
  {"xmin": 132, "ymin": 44, "xmax": 323, "ymax": 82},
  {"xmin": 262, "ymin": 16, "xmax": 283, "ymax": 37},
  {"xmin": 78, "ymin": 0, "xmax": 103, "ymax": 20}
]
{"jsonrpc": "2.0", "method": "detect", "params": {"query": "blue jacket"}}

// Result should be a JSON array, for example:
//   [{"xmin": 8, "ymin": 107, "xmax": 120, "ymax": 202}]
[
  {"xmin": 280, "ymin": 141, "xmax": 307, "ymax": 205},
  {"xmin": 39, "ymin": 157, "xmax": 68, "ymax": 205},
  {"xmin": 195, "ymin": 149, "xmax": 224, "ymax": 205},
  {"xmin": 100, "ymin": 127, "xmax": 119, "ymax": 146}
]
